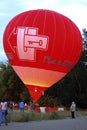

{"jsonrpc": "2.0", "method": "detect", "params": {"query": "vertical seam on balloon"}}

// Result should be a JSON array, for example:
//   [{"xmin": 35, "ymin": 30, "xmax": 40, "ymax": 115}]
[
  {"xmin": 50, "ymin": 11, "xmax": 57, "ymax": 58},
  {"xmin": 32, "ymin": 10, "xmax": 41, "ymax": 27},
  {"xmin": 71, "ymin": 23, "xmax": 82, "ymax": 63},
  {"xmin": 64, "ymin": 17, "xmax": 74, "ymax": 63},
  {"xmin": 42, "ymin": 10, "xmax": 47, "ymax": 34},
  {"xmin": 14, "ymin": 13, "xmax": 25, "ymax": 26},
  {"xmin": 40, "ymin": 10, "xmax": 46, "ymax": 83},
  {"xmin": 58, "ymin": 14, "xmax": 66, "ymax": 61},
  {"xmin": 69, "ymin": 21, "xmax": 78, "ymax": 63},
  {"xmin": 22, "ymin": 11, "xmax": 32, "ymax": 26},
  {"xmin": 70, "ymin": 20, "xmax": 76, "ymax": 62},
  {"xmin": 71, "ymin": 22, "xmax": 77, "ymax": 63}
]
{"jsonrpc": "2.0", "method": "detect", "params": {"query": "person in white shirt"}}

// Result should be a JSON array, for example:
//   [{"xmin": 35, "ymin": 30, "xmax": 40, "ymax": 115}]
[
  {"xmin": 70, "ymin": 101, "xmax": 76, "ymax": 119},
  {"xmin": 0, "ymin": 99, "xmax": 8, "ymax": 126}
]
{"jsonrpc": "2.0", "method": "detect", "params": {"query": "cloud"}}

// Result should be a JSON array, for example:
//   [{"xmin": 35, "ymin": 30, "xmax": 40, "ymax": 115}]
[
  {"xmin": 0, "ymin": 1, "xmax": 7, "ymax": 10},
  {"xmin": 72, "ymin": 0, "xmax": 87, "ymax": 4},
  {"xmin": 51, "ymin": 3, "xmax": 87, "ymax": 31},
  {"xmin": 19, "ymin": 0, "xmax": 60, "ymax": 10},
  {"xmin": 0, "ymin": 12, "xmax": 7, "ymax": 16}
]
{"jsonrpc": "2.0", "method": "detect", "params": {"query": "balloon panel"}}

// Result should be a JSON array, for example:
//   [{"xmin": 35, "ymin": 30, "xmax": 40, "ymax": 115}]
[
  {"xmin": 12, "ymin": 65, "xmax": 66, "ymax": 87},
  {"xmin": 26, "ymin": 85, "xmax": 47, "ymax": 101}
]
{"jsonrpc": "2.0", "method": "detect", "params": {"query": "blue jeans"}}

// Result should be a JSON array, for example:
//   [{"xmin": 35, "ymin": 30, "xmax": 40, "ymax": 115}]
[{"xmin": 0, "ymin": 110, "xmax": 8, "ymax": 125}]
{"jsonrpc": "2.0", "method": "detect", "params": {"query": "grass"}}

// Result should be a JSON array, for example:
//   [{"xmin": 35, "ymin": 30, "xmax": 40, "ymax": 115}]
[{"xmin": 7, "ymin": 109, "xmax": 87, "ymax": 122}]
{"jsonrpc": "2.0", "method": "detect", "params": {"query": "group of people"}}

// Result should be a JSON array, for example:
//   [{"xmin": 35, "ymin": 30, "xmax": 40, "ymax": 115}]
[
  {"xmin": 0, "ymin": 99, "xmax": 76, "ymax": 126},
  {"xmin": 19, "ymin": 101, "xmax": 34, "ymax": 112}
]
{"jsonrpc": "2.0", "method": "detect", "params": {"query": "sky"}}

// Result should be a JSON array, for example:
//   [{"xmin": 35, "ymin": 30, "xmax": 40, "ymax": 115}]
[{"xmin": 0, "ymin": 0, "xmax": 87, "ymax": 62}]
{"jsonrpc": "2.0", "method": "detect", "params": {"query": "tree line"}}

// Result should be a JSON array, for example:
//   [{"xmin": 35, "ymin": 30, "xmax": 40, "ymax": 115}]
[{"xmin": 0, "ymin": 29, "xmax": 87, "ymax": 108}]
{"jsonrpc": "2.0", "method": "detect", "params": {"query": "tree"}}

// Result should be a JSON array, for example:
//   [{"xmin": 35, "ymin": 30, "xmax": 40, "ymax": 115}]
[{"xmin": 0, "ymin": 63, "xmax": 30, "ymax": 102}]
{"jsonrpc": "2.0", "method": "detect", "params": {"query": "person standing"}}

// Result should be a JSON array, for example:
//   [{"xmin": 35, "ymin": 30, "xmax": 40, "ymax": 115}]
[
  {"xmin": 0, "ymin": 99, "xmax": 8, "ymax": 126},
  {"xmin": 19, "ymin": 101, "xmax": 25, "ymax": 112},
  {"xmin": 8, "ymin": 101, "xmax": 14, "ymax": 111},
  {"xmin": 70, "ymin": 101, "xmax": 76, "ymax": 119},
  {"xmin": 0, "ymin": 103, "xmax": 2, "ymax": 126},
  {"xmin": 30, "ymin": 101, "xmax": 34, "ymax": 111}
]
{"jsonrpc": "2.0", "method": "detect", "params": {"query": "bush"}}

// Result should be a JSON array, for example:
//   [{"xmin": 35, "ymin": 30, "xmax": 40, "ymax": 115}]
[{"xmin": 8, "ymin": 109, "xmax": 87, "ymax": 122}]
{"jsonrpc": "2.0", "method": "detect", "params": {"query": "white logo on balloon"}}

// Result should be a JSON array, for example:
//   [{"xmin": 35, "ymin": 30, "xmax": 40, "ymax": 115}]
[{"xmin": 17, "ymin": 27, "xmax": 49, "ymax": 61}]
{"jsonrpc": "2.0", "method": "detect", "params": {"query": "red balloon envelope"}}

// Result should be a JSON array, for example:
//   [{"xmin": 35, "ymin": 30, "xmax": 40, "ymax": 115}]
[{"xmin": 3, "ymin": 9, "xmax": 82, "ymax": 101}]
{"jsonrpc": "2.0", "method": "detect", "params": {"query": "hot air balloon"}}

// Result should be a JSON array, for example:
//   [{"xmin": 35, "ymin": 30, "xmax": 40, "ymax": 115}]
[{"xmin": 3, "ymin": 9, "xmax": 82, "ymax": 101}]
